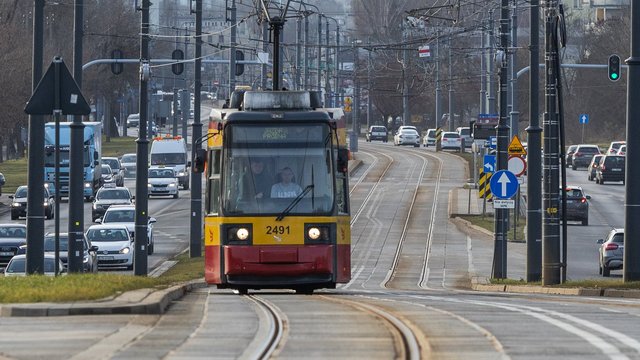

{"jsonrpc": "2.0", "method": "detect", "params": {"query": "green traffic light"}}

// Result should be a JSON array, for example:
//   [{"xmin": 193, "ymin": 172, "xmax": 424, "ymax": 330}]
[{"xmin": 611, "ymin": 73, "xmax": 619, "ymax": 80}]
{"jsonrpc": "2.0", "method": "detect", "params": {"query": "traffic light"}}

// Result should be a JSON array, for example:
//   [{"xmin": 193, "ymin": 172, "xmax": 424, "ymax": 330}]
[
  {"xmin": 172, "ymin": 49, "xmax": 184, "ymax": 75},
  {"xmin": 111, "ymin": 49, "xmax": 123, "ymax": 75},
  {"xmin": 235, "ymin": 50, "xmax": 244, "ymax": 76},
  {"xmin": 608, "ymin": 54, "xmax": 620, "ymax": 82}
]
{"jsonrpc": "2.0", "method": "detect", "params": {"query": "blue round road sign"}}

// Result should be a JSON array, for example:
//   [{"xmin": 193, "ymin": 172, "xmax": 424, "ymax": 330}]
[{"xmin": 489, "ymin": 170, "xmax": 519, "ymax": 199}]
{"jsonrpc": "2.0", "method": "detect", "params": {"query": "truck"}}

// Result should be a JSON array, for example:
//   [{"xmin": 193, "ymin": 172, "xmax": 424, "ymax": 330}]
[
  {"xmin": 44, "ymin": 122, "xmax": 102, "ymax": 201},
  {"xmin": 149, "ymin": 135, "xmax": 190, "ymax": 190}
]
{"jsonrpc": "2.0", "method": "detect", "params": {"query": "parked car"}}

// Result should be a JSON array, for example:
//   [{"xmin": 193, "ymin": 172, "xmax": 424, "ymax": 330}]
[
  {"xmin": 597, "ymin": 228, "xmax": 624, "ymax": 277},
  {"xmin": 571, "ymin": 144, "xmax": 601, "ymax": 170},
  {"xmin": 92, "ymin": 186, "xmax": 133, "ymax": 221},
  {"xmin": 456, "ymin": 126, "xmax": 473, "ymax": 148},
  {"xmin": 422, "ymin": 128, "xmax": 436, "ymax": 147},
  {"xmin": 4, "ymin": 254, "xmax": 64, "ymax": 277},
  {"xmin": 120, "ymin": 153, "xmax": 137, "ymax": 178},
  {"xmin": 85, "ymin": 224, "xmax": 134, "ymax": 270},
  {"xmin": 596, "ymin": 155, "xmax": 625, "ymax": 185},
  {"xmin": 441, "ymin": 131, "xmax": 463, "ymax": 151},
  {"xmin": 587, "ymin": 154, "xmax": 604, "ymax": 181},
  {"xmin": 101, "ymin": 157, "xmax": 125, "ymax": 186},
  {"xmin": 148, "ymin": 167, "xmax": 179, "ymax": 198},
  {"xmin": 607, "ymin": 141, "xmax": 626, "ymax": 155},
  {"xmin": 393, "ymin": 128, "xmax": 420, "ymax": 147},
  {"xmin": 558, "ymin": 186, "xmax": 590, "ymax": 226},
  {"xmin": 0, "ymin": 224, "xmax": 27, "ymax": 268},
  {"xmin": 365, "ymin": 125, "xmax": 388, "ymax": 142},
  {"xmin": 97, "ymin": 205, "xmax": 156, "ymax": 255},
  {"xmin": 9, "ymin": 186, "xmax": 55, "ymax": 220},
  {"xmin": 565, "ymin": 145, "xmax": 578, "ymax": 168},
  {"xmin": 616, "ymin": 144, "xmax": 626, "ymax": 156}
]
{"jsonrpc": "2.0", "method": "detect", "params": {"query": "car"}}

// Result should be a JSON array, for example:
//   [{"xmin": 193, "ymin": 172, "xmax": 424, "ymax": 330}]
[
  {"xmin": 148, "ymin": 167, "xmax": 179, "ymax": 198},
  {"xmin": 606, "ymin": 141, "xmax": 625, "ymax": 155},
  {"xmin": 92, "ymin": 186, "xmax": 133, "ymax": 221},
  {"xmin": 120, "ymin": 153, "xmax": 137, "ymax": 178},
  {"xmin": 4, "ymin": 254, "xmax": 64, "ymax": 277},
  {"xmin": 100, "ymin": 164, "xmax": 115, "ymax": 185},
  {"xmin": 126, "ymin": 113, "xmax": 140, "ymax": 128},
  {"xmin": 102, "ymin": 157, "xmax": 125, "ymax": 186},
  {"xmin": 97, "ymin": 205, "xmax": 156, "ymax": 255},
  {"xmin": 393, "ymin": 128, "xmax": 420, "ymax": 147},
  {"xmin": 422, "ymin": 129, "xmax": 436, "ymax": 147},
  {"xmin": 456, "ymin": 126, "xmax": 473, "ymax": 148},
  {"xmin": 571, "ymin": 144, "xmax": 601, "ymax": 170},
  {"xmin": 587, "ymin": 154, "xmax": 604, "ymax": 181},
  {"xmin": 597, "ymin": 228, "xmax": 624, "ymax": 277},
  {"xmin": 85, "ymin": 224, "xmax": 134, "ymax": 270},
  {"xmin": 616, "ymin": 144, "xmax": 626, "ymax": 156},
  {"xmin": 558, "ymin": 186, "xmax": 590, "ymax": 226},
  {"xmin": 596, "ymin": 155, "xmax": 625, "ymax": 184},
  {"xmin": 0, "ymin": 172, "xmax": 5, "ymax": 196},
  {"xmin": 441, "ymin": 131, "xmax": 463, "ymax": 151},
  {"xmin": 22, "ymin": 233, "xmax": 98, "ymax": 273},
  {"xmin": 0, "ymin": 224, "xmax": 27, "ymax": 268},
  {"xmin": 565, "ymin": 145, "xmax": 578, "ymax": 168},
  {"xmin": 365, "ymin": 125, "xmax": 388, "ymax": 142},
  {"xmin": 9, "ymin": 186, "xmax": 55, "ymax": 220}
]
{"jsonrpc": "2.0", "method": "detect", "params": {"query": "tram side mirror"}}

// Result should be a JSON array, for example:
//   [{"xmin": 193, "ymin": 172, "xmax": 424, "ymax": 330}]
[
  {"xmin": 337, "ymin": 148, "xmax": 349, "ymax": 174},
  {"xmin": 193, "ymin": 148, "xmax": 207, "ymax": 173}
]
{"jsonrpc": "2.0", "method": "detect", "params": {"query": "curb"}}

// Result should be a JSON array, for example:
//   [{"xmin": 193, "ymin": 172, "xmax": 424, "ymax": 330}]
[{"xmin": 0, "ymin": 279, "xmax": 207, "ymax": 317}]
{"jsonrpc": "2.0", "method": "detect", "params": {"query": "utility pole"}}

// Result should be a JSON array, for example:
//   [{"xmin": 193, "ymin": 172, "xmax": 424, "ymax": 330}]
[
  {"xmin": 624, "ymin": 0, "xmax": 640, "ymax": 281},
  {"xmin": 135, "ymin": 0, "xmax": 151, "ymax": 276},
  {"xmin": 543, "ymin": 0, "xmax": 561, "ymax": 285},
  {"xmin": 448, "ymin": 37, "xmax": 455, "ymax": 132},
  {"xmin": 492, "ymin": 0, "xmax": 511, "ymax": 279},
  {"xmin": 480, "ymin": 24, "xmax": 486, "ymax": 114},
  {"xmin": 526, "ymin": 0, "xmax": 543, "ymax": 282},
  {"xmin": 190, "ymin": 0, "xmax": 202, "ymax": 258},
  {"xmin": 367, "ymin": 38, "xmax": 372, "ymax": 128},
  {"xmin": 510, "ymin": 0, "xmax": 520, "ymax": 138},
  {"xmin": 68, "ymin": 0, "xmax": 85, "ymax": 273},
  {"xmin": 26, "ymin": 0, "xmax": 45, "ymax": 275},
  {"xmin": 325, "ymin": 19, "xmax": 331, "ymax": 106},
  {"xmin": 304, "ymin": 14, "xmax": 310, "ymax": 89},
  {"xmin": 228, "ymin": 0, "xmax": 237, "ymax": 94},
  {"xmin": 435, "ymin": 31, "xmax": 442, "ymax": 129},
  {"xmin": 296, "ymin": 16, "xmax": 302, "ymax": 90},
  {"xmin": 335, "ymin": 24, "xmax": 340, "ymax": 108},
  {"xmin": 487, "ymin": 10, "xmax": 497, "ymax": 114},
  {"xmin": 317, "ymin": 13, "xmax": 322, "ymax": 94},
  {"xmin": 402, "ymin": 21, "xmax": 410, "ymax": 126},
  {"xmin": 262, "ymin": 21, "xmax": 268, "ymax": 90}
]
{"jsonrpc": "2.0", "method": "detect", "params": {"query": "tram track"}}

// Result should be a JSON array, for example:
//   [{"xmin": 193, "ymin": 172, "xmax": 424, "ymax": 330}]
[{"xmin": 243, "ymin": 295, "xmax": 287, "ymax": 360}]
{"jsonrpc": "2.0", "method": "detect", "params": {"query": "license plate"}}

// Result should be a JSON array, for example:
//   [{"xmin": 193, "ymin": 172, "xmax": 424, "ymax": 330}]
[
  {"xmin": 0, "ymin": 252, "xmax": 14, "ymax": 256},
  {"xmin": 99, "ymin": 256, "xmax": 114, "ymax": 261},
  {"xmin": 612, "ymin": 169, "xmax": 622, "ymax": 172}
]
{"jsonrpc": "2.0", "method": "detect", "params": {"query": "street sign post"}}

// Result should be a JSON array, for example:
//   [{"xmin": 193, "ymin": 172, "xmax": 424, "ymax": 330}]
[{"xmin": 489, "ymin": 170, "xmax": 519, "ymax": 199}]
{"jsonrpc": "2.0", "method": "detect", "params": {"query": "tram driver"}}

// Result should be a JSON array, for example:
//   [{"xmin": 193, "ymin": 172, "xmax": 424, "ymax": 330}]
[{"xmin": 239, "ymin": 158, "xmax": 273, "ymax": 200}]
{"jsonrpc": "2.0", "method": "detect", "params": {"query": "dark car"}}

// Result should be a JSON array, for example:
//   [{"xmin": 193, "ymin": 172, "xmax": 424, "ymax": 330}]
[
  {"xmin": 17, "ymin": 233, "xmax": 99, "ymax": 273},
  {"xmin": 9, "ymin": 186, "xmax": 55, "ymax": 220},
  {"xmin": 366, "ymin": 125, "xmax": 388, "ymax": 142},
  {"xmin": 558, "ymin": 186, "xmax": 590, "ymax": 226},
  {"xmin": 102, "ymin": 157, "xmax": 125, "ymax": 186},
  {"xmin": 597, "ymin": 228, "xmax": 624, "ymax": 277},
  {"xmin": 587, "ymin": 154, "xmax": 604, "ymax": 181},
  {"xmin": 596, "ymin": 155, "xmax": 625, "ymax": 184},
  {"xmin": 571, "ymin": 144, "xmax": 601, "ymax": 170},
  {"xmin": 565, "ymin": 145, "xmax": 577, "ymax": 168},
  {"xmin": 92, "ymin": 186, "xmax": 133, "ymax": 221},
  {"xmin": 0, "ymin": 224, "xmax": 27, "ymax": 268}
]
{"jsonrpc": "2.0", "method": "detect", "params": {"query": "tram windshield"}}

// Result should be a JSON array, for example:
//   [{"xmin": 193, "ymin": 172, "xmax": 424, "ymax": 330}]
[{"xmin": 223, "ymin": 123, "xmax": 335, "ymax": 215}]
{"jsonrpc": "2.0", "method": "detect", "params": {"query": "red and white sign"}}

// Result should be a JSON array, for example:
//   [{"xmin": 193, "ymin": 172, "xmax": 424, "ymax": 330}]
[
  {"xmin": 508, "ymin": 155, "xmax": 527, "ymax": 177},
  {"xmin": 418, "ymin": 45, "xmax": 431, "ymax": 58}
]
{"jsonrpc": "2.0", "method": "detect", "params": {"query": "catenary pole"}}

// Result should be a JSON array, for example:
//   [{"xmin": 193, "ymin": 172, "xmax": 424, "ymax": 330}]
[{"xmin": 190, "ymin": 0, "xmax": 203, "ymax": 258}]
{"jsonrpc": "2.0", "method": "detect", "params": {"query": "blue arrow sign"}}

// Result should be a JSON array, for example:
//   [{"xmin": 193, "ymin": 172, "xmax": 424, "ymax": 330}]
[
  {"xmin": 483, "ymin": 154, "xmax": 496, "ymax": 173},
  {"xmin": 579, "ymin": 114, "xmax": 589, "ymax": 124},
  {"xmin": 489, "ymin": 170, "xmax": 519, "ymax": 199}
]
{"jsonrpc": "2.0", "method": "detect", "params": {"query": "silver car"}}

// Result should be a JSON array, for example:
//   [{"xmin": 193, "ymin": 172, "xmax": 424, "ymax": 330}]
[
  {"xmin": 597, "ymin": 228, "xmax": 624, "ymax": 277},
  {"xmin": 394, "ymin": 129, "xmax": 420, "ymax": 147}
]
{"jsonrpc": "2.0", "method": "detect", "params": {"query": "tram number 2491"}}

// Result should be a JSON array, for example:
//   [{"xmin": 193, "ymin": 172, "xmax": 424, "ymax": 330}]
[{"xmin": 266, "ymin": 225, "xmax": 290, "ymax": 235}]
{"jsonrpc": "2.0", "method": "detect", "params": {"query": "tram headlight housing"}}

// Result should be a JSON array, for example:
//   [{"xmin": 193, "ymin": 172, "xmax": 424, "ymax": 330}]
[
  {"xmin": 308, "ymin": 227, "xmax": 321, "ymax": 240},
  {"xmin": 224, "ymin": 224, "xmax": 253, "ymax": 244},
  {"xmin": 236, "ymin": 227, "xmax": 249, "ymax": 240},
  {"xmin": 305, "ymin": 224, "xmax": 332, "ymax": 244}
]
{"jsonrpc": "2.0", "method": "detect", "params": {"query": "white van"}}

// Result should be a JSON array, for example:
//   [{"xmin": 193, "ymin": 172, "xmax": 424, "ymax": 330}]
[{"xmin": 149, "ymin": 136, "xmax": 190, "ymax": 189}]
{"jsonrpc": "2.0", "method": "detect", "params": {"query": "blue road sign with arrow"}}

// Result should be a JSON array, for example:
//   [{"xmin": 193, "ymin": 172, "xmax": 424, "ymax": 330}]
[
  {"xmin": 483, "ymin": 154, "xmax": 496, "ymax": 173},
  {"xmin": 489, "ymin": 170, "xmax": 519, "ymax": 199},
  {"xmin": 579, "ymin": 114, "xmax": 589, "ymax": 124}
]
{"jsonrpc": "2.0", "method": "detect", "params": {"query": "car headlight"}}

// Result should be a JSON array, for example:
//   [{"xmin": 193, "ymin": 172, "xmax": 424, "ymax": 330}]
[
  {"xmin": 177, "ymin": 172, "xmax": 186, "ymax": 176},
  {"xmin": 83, "ymin": 255, "xmax": 89, "ymax": 263},
  {"xmin": 168, "ymin": 183, "xmax": 176, "ymax": 187},
  {"xmin": 120, "ymin": 247, "xmax": 130, "ymax": 254},
  {"xmin": 43, "ymin": 201, "xmax": 49, "ymax": 207},
  {"xmin": 92, "ymin": 203, "xmax": 98, "ymax": 209},
  {"xmin": 147, "ymin": 183, "xmax": 152, "ymax": 188},
  {"xmin": 84, "ymin": 182, "xmax": 91, "ymax": 188},
  {"xmin": 11, "ymin": 202, "xmax": 21, "ymax": 207}
]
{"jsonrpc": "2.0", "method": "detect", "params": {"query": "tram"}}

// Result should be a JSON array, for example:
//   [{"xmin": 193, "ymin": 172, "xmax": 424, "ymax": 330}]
[{"xmin": 193, "ymin": 90, "xmax": 351, "ymax": 294}]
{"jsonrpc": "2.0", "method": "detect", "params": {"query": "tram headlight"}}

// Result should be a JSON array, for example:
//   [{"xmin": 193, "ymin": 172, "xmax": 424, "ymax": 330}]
[
  {"xmin": 225, "ymin": 224, "xmax": 252, "ymax": 243},
  {"xmin": 236, "ymin": 227, "xmax": 249, "ymax": 240},
  {"xmin": 305, "ymin": 224, "xmax": 332, "ymax": 243},
  {"xmin": 308, "ymin": 227, "xmax": 321, "ymax": 240}
]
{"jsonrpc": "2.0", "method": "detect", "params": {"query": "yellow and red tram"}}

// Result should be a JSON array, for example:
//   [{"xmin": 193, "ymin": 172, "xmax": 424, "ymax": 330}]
[{"xmin": 195, "ymin": 90, "xmax": 351, "ymax": 294}]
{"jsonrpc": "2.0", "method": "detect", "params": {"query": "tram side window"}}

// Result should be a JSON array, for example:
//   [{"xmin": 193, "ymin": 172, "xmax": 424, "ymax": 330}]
[{"xmin": 207, "ymin": 150, "xmax": 221, "ymax": 215}]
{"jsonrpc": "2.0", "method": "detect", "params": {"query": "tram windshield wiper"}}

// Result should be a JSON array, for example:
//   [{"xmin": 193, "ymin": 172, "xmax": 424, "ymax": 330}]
[{"xmin": 275, "ymin": 185, "xmax": 314, "ymax": 221}]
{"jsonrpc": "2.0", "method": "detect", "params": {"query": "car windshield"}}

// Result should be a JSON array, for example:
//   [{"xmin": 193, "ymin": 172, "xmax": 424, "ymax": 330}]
[
  {"xmin": 103, "ymin": 159, "xmax": 120, "ymax": 170},
  {"xmin": 459, "ymin": 128, "xmax": 470, "ymax": 136},
  {"xmin": 149, "ymin": 169, "xmax": 175, "ymax": 178},
  {"xmin": 44, "ymin": 236, "xmax": 69, "ymax": 251},
  {"xmin": 150, "ymin": 153, "xmax": 186, "ymax": 165},
  {"xmin": 427, "ymin": 130, "xmax": 436, "ymax": 137},
  {"xmin": 564, "ymin": 189, "xmax": 584, "ymax": 198},
  {"xmin": 121, "ymin": 155, "xmax": 136, "ymax": 163},
  {"xmin": 14, "ymin": 187, "xmax": 28, "ymax": 198},
  {"xmin": 0, "ymin": 226, "xmax": 26, "ymax": 238},
  {"xmin": 444, "ymin": 133, "xmax": 460, "ymax": 139},
  {"xmin": 611, "ymin": 232, "xmax": 624, "ymax": 243},
  {"xmin": 97, "ymin": 189, "xmax": 130, "ymax": 200},
  {"xmin": 86, "ymin": 228, "xmax": 129, "ymax": 242},
  {"xmin": 371, "ymin": 127, "xmax": 385, "ymax": 132},
  {"xmin": 568, "ymin": 146, "xmax": 577, "ymax": 153},
  {"xmin": 104, "ymin": 210, "xmax": 135, "ymax": 222},
  {"xmin": 101, "ymin": 166, "xmax": 112, "ymax": 175},
  {"xmin": 605, "ymin": 156, "xmax": 625, "ymax": 166},
  {"xmin": 401, "ymin": 130, "xmax": 417, "ymax": 135},
  {"xmin": 579, "ymin": 147, "xmax": 600, "ymax": 153}
]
